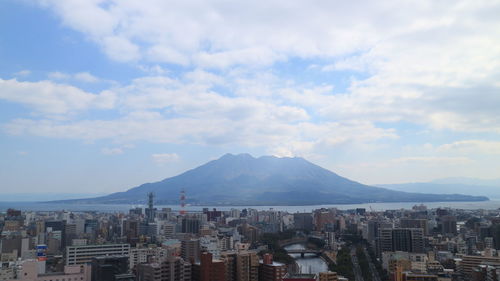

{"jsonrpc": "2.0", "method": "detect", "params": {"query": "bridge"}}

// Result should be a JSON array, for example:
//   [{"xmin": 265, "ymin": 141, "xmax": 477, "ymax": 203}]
[{"xmin": 285, "ymin": 249, "xmax": 322, "ymax": 257}]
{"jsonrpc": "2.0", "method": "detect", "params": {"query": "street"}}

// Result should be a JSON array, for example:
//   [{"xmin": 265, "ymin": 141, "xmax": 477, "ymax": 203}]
[
  {"xmin": 350, "ymin": 247, "xmax": 365, "ymax": 281},
  {"xmin": 363, "ymin": 247, "xmax": 382, "ymax": 281}
]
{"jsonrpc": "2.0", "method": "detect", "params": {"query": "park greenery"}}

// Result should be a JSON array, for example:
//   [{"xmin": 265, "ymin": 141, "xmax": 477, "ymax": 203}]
[
  {"xmin": 356, "ymin": 246, "xmax": 373, "ymax": 281},
  {"xmin": 259, "ymin": 230, "xmax": 298, "ymax": 264}
]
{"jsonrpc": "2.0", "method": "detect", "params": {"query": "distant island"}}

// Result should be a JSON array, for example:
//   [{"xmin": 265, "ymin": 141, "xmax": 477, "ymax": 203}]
[{"xmin": 55, "ymin": 153, "xmax": 488, "ymax": 205}]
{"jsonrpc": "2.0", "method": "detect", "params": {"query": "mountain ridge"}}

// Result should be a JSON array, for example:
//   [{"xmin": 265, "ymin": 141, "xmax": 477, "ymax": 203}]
[
  {"xmin": 379, "ymin": 181, "xmax": 500, "ymax": 200},
  {"xmin": 56, "ymin": 153, "xmax": 488, "ymax": 205}
]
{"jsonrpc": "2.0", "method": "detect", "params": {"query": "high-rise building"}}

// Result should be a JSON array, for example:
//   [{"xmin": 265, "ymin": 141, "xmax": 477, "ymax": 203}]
[
  {"xmin": 400, "ymin": 219, "xmax": 428, "ymax": 235},
  {"xmin": 439, "ymin": 216, "xmax": 457, "ymax": 235},
  {"xmin": 204, "ymin": 209, "xmax": 222, "ymax": 222},
  {"xmin": 145, "ymin": 192, "xmax": 157, "ymax": 224},
  {"xmin": 45, "ymin": 220, "xmax": 66, "ymax": 249},
  {"xmin": 221, "ymin": 251, "xmax": 259, "ymax": 281},
  {"xmin": 66, "ymin": 243, "xmax": 130, "ymax": 265},
  {"xmin": 84, "ymin": 219, "xmax": 98, "ymax": 235},
  {"xmin": 91, "ymin": 255, "xmax": 135, "ymax": 281},
  {"xmin": 377, "ymin": 228, "xmax": 424, "ymax": 255},
  {"xmin": 314, "ymin": 211, "xmax": 335, "ymax": 232},
  {"xmin": 181, "ymin": 238, "xmax": 200, "ymax": 263},
  {"xmin": 240, "ymin": 224, "xmax": 260, "ymax": 244},
  {"xmin": 123, "ymin": 220, "xmax": 140, "ymax": 245},
  {"xmin": 367, "ymin": 220, "xmax": 380, "ymax": 243},
  {"xmin": 181, "ymin": 217, "xmax": 201, "ymax": 234},
  {"xmin": 293, "ymin": 213, "xmax": 313, "ymax": 231},
  {"xmin": 192, "ymin": 252, "xmax": 226, "ymax": 281},
  {"xmin": 136, "ymin": 256, "xmax": 191, "ymax": 281}
]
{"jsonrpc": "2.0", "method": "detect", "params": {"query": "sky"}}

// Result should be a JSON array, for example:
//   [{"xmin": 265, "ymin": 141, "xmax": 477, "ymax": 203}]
[{"xmin": 1, "ymin": 0, "xmax": 500, "ymax": 197}]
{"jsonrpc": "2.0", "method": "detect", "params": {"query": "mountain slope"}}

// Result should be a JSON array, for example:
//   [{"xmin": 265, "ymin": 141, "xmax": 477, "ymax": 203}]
[
  {"xmin": 379, "ymin": 182, "xmax": 500, "ymax": 200},
  {"xmin": 62, "ymin": 153, "xmax": 488, "ymax": 205},
  {"xmin": 431, "ymin": 177, "xmax": 500, "ymax": 187}
]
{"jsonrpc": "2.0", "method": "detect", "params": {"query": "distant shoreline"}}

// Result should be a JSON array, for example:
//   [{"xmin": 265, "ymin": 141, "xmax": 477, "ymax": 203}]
[
  {"xmin": 0, "ymin": 197, "xmax": 490, "ymax": 206},
  {"xmin": 1, "ymin": 199, "xmax": 497, "ymax": 213}
]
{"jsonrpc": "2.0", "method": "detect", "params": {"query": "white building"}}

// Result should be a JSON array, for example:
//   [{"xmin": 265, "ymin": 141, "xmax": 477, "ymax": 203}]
[
  {"xmin": 7, "ymin": 260, "xmax": 91, "ymax": 281},
  {"xmin": 66, "ymin": 243, "xmax": 130, "ymax": 265}
]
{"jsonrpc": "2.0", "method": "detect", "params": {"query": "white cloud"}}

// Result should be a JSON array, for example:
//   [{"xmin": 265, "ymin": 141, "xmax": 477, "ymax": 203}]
[
  {"xmin": 14, "ymin": 70, "xmax": 31, "ymax": 77},
  {"xmin": 74, "ymin": 72, "xmax": 99, "ymax": 83},
  {"xmin": 1, "ymin": 72, "xmax": 397, "ymax": 151},
  {"xmin": 392, "ymin": 156, "xmax": 473, "ymax": 165},
  {"xmin": 101, "ymin": 147, "xmax": 124, "ymax": 155},
  {"xmin": 152, "ymin": 153, "xmax": 179, "ymax": 164},
  {"xmin": 48, "ymin": 71, "xmax": 70, "ymax": 80},
  {"xmin": 48, "ymin": 71, "xmax": 106, "ymax": 83},
  {"xmin": 0, "ymin": 79, "xmax": 116, "ymax": 115},
  {"xmin": 438, "ymin": 140, "xmax": 500, "ymax": 155},
  {"xmin": 30, "ymin": 0, "xmax": 500, "ymax": 135},
  {"xmin": 102, "ymin": 36, "xmax": 140, "ymax": 62},
  {"xmin": 335, "ymin": 155, "xmax": 483, "ymax": 184},
  {"xmin": 147, "ymin": 46, "xmax": 189, "ymax": 66},
  {"xmin": 38, "ymin": 0, "xmax": 485, "ymax": 67}
]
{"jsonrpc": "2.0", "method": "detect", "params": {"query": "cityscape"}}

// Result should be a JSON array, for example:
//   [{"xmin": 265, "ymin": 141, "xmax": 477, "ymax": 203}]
[
  {"xmin": 3, "ymin": 194, "xmax": 500, "ymax": 281},
  {"xmin": 2, "ymin": 1, "xmax": 500, "ymax": 281}
]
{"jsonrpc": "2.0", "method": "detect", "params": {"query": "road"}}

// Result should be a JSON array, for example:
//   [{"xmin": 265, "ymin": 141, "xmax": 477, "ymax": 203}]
[
  {"xmin": 363, "ymin": 247, "xmax": 382, "ymax": 281},
  {"xmin": 350, "ymin": 247, "xmax": 365, "ymax": 281}
]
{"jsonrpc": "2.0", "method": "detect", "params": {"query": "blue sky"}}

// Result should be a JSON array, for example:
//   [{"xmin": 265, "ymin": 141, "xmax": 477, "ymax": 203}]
[{"xmin": 1, "ymin": 0, "xmax": 500, "ymax": 197}]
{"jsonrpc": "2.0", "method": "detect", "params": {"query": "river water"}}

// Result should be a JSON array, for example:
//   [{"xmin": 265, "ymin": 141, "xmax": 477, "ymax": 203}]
[{"xmin": 284, "ymin": 243, "xmax": 328, "ymax": 274}]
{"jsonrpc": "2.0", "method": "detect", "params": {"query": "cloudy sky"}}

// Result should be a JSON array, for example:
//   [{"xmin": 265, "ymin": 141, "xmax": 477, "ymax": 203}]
[{"xmin": 1, "ymin": 0, "xmax": 500, "ymax": 196}]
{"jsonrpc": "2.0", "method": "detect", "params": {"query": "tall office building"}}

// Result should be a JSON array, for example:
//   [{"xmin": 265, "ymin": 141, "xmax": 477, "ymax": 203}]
[
  {"xmin": 123, "ymin": 219, "xmax": 140, "ymax": 245},
  {"xmin": 439, "ymin": 216, "xmax": 457, "ymax": 235},
  {"xmin": 66, "ymin": 243, "xmax": 130, "ymax": 265},
  {"xmin": 145, "ymin": 192, "xmax": 157, "ymax": 224},
  {"xmin": 91, "ymin": 256, "xmax": 135, "ymax": 281},
  {"xmin": 378, "ymin": 228, "xmax": 424, "ymax": 254},
  {"xmin": 136, "ymin": 256, "xmax": 191, "ymax": 281},
  {"xmin": 314, "ymin": 211, "xmax": 335, "ymax": 232},
  {"xmin": 222, "ymin": 251, "xmax": 259, "ymax": 281},
  {"xmin": 181, "ymin": 238, "xmax": 200, "ymax": 263},
  {"xmin": 45, "ymin": 220, "xmax": 66, "ymax": 249},
  {"xmin": 400, "ymin": 219, "xmax": 428, "ymax": 235},
  {"xmin": 367, "ymin": 220, "xmax": 380, "ymax": 243},
  {"xmin": 65, "ymin": 223, "xmax": 77, "ymax": 247},
  {"xmin": 293, "ymin": 213, "xmax": 313, "ymax": 231},
  {"xmin": 84, "ymin": 219, "xmax": 98, "ymax": 235},
  {"xmin": 181, "ymin": 217, "xmax": 201, "ymax": 234},
  {"xmin": 236, "ymin": 251, "xmax": 259, "ymax": 281},
  {"xmin": 192, "ymin": 252, "xmax": 226, "ymax": 281}
]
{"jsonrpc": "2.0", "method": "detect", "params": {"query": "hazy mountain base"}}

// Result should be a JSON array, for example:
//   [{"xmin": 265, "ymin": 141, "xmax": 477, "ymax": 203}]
[
  {"xmin": 53, "ymin": 154, "xmax": 488, "ymax": 205},
  {"xmin": 379, "ymin": 183, "xmax": 500, "ymax": 200}
]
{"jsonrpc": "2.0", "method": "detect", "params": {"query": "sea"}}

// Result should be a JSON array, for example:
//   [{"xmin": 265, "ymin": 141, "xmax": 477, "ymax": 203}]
[{"xmin": 0, "ymin": 200, "xmax": 499, "ymax": 213}]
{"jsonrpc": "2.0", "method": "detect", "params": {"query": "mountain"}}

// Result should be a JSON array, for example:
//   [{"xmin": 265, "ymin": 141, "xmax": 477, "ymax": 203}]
[
  {"xmin": 430, "ymin": 177, "xmax": 500, "ymax": 187},
  {"xmin": 379, "ymin": 179, "xmax": 500, "ymax": 200},
  {"xmin": 61, "ymin": 153, "xmax": 488, "ymax": 205}
]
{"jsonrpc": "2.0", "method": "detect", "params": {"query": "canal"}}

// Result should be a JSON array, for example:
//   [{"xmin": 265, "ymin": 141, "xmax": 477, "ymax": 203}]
[{"xmin": 284, "ymin": 243, "xmax": 328, "ymax": 274}]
